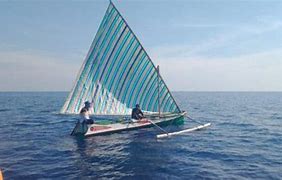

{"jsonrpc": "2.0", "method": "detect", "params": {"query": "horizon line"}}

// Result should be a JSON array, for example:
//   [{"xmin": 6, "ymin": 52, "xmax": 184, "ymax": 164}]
[{"xmin": 1, "ymin": 90, "xmax": 282, "ymax": 93}]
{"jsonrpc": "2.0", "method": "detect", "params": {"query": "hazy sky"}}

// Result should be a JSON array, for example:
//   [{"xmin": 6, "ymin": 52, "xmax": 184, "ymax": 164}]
[{"xmin": 1, "ymin": 0, "xmax": 282, "ymax": 91}]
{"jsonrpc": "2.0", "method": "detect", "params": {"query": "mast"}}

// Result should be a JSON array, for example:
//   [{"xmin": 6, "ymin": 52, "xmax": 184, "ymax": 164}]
[{"xmin": 157, "ymin": 65, "xmax": 161, "ymax": 118}]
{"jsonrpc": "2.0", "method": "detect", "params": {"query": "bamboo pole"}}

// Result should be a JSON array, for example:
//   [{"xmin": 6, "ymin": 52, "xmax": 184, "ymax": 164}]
[{"xmin": 157, "ymin": 65, "xmax": 161, "ymax": 118}]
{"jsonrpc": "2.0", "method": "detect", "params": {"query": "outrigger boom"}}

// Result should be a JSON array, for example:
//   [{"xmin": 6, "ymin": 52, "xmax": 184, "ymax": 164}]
[{"xmin": 157, "ymin": 123, "xmax": 211, "ymax": 138}]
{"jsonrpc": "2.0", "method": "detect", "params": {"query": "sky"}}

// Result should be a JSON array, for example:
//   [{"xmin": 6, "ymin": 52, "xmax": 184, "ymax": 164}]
[{"xmin": 1, "ymin": 0, "xmax": 282, "ymax": 91}]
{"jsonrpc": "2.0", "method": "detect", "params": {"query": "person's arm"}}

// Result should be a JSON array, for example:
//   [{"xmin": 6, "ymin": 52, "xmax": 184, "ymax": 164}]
[
  {"xmin": 131, "ymin": 109, "xmax": 134, "ymax": 118},
  {"xmin": 140, "ymin": 110, "xmax": 144, "ymax": 116},
  {"xmin": 138, "ymin": 109, "xmax": 144, "ymax": 118}
]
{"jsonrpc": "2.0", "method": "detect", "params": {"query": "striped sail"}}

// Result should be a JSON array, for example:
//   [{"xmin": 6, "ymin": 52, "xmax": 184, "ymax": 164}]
[{"xmin": 61, "ymin": 2, "xmax": 180, "ymax": 115}]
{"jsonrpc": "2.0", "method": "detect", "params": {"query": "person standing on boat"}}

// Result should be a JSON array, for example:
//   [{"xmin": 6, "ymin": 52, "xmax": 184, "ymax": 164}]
[
  {"xmin": 131, "ymin": 104, "xmax": 144, "ymax": 120},
  {"xmin": 80, "ymin": 101, "xmax": 94, "ymax": 124}
]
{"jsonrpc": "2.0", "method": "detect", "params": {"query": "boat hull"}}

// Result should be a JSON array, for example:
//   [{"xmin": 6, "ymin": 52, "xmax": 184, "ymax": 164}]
[{"xmin": 71, "ymin": 112, "xmax": 186, "ymax": 137}]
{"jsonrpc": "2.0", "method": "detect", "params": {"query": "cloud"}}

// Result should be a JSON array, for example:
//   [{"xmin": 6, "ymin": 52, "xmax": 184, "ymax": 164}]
[
  {"xmin": 0, "ymin": 50, "xmax": 81, "ymax": 91},
  {"xmin": 150, "ymin": 17, "xmax": 282, "ymax": 91},
  {"xmin": 172, "ymin": 23, "xmax": 231, "ymax": 28},
  {"xmin": 242, "ymin": 17, "xmax": 282, "ymax": 34},
  {"xmin": 151, "ymin": 48, "xmax": 282, "ymax": 91},
  {"xmin": 161, "ymin": 17, "xmax": 282, "ymax": 58},
  {"xmin": 1, "ymin": 48, "xmax": 281, "ymax": 92}
]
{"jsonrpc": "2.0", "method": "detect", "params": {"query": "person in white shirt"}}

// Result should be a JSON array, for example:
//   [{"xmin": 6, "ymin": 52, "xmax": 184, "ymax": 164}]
[{"xmin": 80, "ymin": 101, "xmax": 94, "ymax": 124}]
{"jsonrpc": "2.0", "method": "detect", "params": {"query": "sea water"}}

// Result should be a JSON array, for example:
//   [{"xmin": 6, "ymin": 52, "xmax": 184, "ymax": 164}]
[{"xmin": 0, "ymin": 92, "xmax": 281, "ymax": 179}]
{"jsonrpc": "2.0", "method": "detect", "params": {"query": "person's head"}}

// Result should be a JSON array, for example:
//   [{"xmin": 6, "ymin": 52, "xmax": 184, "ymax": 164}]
[
  {"xmin": 136, "ymin": 104, "xmax": 140, "ymax": 109},
  {"xmin": 84, "ymin": 101, "xmax": 92, "ymax": 109}
]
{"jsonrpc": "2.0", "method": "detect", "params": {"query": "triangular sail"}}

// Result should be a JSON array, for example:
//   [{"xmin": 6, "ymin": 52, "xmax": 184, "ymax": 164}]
[{"xmin": 61, "ymin": 2, "xmax": 181, "ymax": 115}]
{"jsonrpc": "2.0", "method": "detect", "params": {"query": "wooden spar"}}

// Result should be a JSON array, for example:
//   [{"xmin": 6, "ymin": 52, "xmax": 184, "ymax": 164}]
[
  {"xmin": 157, "ymin": 65, "xmax": 161, "ymax": 118},
  {"xmin": 157, "ymin": 123, "xmax": 211, "ymax": 138},
  {"xmin": 147, "ymin": 119, "xmax": 169, "ymax": 135}
]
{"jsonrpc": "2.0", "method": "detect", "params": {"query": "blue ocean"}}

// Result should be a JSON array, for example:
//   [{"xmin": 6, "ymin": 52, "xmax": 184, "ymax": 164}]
[{"xmin": 0, "ymin": 92, "xmax": 281, "ymax": 179}]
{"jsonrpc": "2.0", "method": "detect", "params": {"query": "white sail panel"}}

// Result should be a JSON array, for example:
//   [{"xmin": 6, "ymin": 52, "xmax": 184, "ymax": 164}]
[{"xmin": 61, "ymin": 2, "xmax": 180, "ymax": 114}]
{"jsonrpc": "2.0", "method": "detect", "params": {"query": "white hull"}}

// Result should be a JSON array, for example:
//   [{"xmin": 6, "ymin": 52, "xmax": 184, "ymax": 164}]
[{"xmin": 72, "ymin": 112, "xmax": 186, "ymax": 137}]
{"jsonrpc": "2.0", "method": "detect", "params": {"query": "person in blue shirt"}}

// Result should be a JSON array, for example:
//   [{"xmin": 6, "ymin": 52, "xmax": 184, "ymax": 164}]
[{"xmin": 131, "ymin": 104, "xmax": 144, "ymax": 120}]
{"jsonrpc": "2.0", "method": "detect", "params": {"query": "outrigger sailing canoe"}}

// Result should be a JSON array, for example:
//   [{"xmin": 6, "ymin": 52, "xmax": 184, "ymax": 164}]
[
  {"xmin": 71, "ymin": 112, "xmax": 186, "ymax": 137},
  {"xmin": 61, "ymin": 1, "xmax": 210, "ymax": 137}
]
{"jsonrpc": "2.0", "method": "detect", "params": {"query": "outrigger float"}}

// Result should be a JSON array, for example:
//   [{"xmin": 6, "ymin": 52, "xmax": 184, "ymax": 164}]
[{"xmin": 61, "ymin": 1, "xmax": 211, "ymax": 138}]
